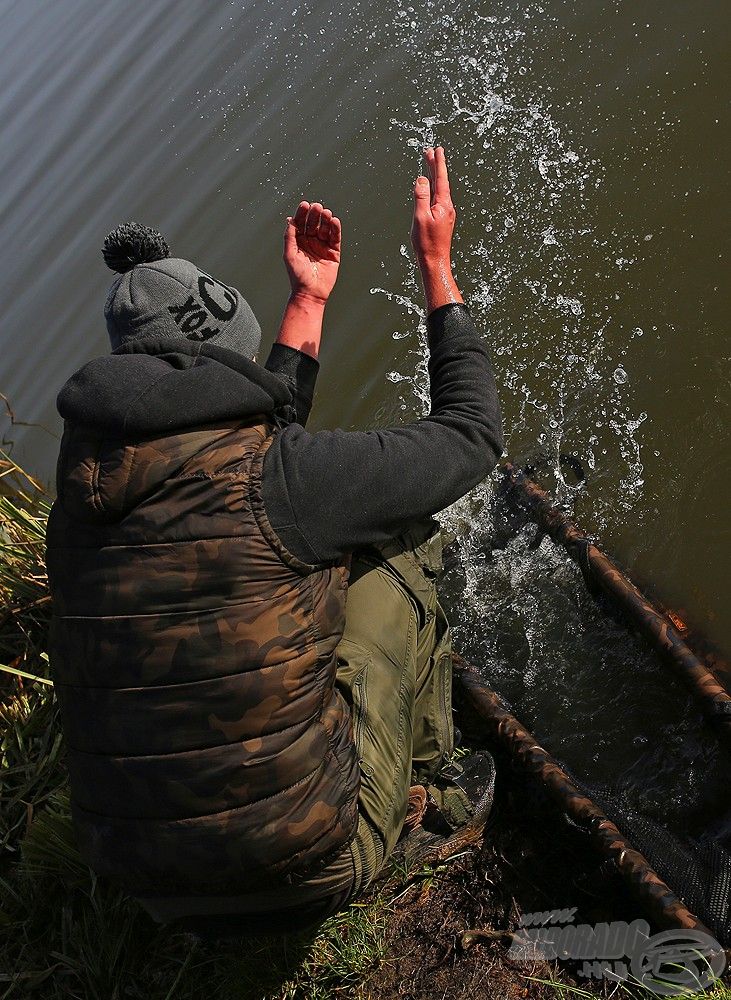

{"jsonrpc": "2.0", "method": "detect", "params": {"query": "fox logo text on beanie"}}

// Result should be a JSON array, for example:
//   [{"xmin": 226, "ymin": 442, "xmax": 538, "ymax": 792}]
[{"xmin": 102, "ymin": 222, "xmax": 262, "ymax": 360}]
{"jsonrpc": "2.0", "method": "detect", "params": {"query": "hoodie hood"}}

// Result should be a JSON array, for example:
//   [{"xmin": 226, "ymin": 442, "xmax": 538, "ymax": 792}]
[
  {"xmin": 53, "ymin": 335, "xmax": 295, "ymax": 525},
  {"xmin": 57, "ymin": 334, "xmax": 294, "ymax": 436}
]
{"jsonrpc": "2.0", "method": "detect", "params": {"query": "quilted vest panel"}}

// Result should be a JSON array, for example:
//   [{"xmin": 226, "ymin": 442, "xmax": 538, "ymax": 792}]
[{"xmin": 44, "ymin": 418, "xmax": 360, "ymax": 897}]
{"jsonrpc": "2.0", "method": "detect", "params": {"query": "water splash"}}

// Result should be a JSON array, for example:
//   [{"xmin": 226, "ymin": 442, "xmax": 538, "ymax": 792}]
[
  {"xmin": 376, "ymin": 3, "xmax": 647, "ymax": 523},
  {"xmin": 364, "ymin": 2, "xmax": 692, "ymax": 796}
]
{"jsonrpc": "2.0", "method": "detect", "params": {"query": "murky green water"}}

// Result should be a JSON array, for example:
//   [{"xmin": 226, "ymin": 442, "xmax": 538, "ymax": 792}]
[{"xmin": 0, "ymin": 0, "xmax": 727, "ymax": 811}]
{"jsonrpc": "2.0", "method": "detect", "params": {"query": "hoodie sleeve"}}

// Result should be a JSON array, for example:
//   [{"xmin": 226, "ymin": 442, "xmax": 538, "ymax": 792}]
[
  {"xmin": 264, "ymin": 344, "xmax": 320, "ymax": 427},
  {"xmin": 261, "ymin": 303, "xmax": 504, "ymax": 564}
]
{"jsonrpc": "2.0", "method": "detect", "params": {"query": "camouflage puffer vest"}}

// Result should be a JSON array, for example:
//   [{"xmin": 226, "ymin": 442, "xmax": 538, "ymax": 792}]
[{"xmin": 44, "ymin": 417, "xmax": 360, "ymax": 897}]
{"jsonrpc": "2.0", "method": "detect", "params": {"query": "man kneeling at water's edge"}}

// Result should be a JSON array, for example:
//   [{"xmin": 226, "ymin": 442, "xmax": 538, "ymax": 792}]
[{"xmin": 44, "ymin": 146, "xmax": 504, "ymax": 935}]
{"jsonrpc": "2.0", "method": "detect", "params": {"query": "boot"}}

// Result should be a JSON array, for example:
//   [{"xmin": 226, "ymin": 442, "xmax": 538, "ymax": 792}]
[
  {"xmin": 402, "ymin": 784, "xmax": 428, "ymax": 834},
  {"xmin": 394, "ymin": 752, "xmax": 497, "ymax": 869},
  {"xmin": 424, "ymin": 751, "xmax": 497, "ymax": 834}
]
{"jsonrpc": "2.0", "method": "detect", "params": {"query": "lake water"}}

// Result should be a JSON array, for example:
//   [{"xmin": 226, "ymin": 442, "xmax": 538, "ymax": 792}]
[{"xmin": 0, "ymin": 0, "xmax": 728, "ymax": 820}]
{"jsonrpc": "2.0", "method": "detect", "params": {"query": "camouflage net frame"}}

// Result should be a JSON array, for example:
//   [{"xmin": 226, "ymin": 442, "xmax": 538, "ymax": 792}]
[
  {"xmin": 453, "ymin": 656, "xmax": 719, "ymax": 943},
  {"xmin": 502, "ymin": 463, "xmax": 731, "ymax": 746}
]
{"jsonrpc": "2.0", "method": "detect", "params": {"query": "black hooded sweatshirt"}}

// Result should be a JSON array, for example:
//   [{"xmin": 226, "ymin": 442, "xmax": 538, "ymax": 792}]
[{"xmin": 55, "ymin": 302, "xmax": 504, "ymax": 562}]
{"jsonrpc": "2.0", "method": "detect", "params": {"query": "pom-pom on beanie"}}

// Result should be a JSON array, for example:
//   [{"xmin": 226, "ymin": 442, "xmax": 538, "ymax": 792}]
[{"xmin": 102, "ymin": 222, "xmax": 262, "ymax": 360}]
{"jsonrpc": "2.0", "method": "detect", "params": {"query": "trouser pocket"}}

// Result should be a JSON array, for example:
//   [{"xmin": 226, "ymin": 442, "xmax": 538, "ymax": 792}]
[
  {"xmin": 351, "ymin": 667, "xmax": 375, "ymax": 780},
  {"xmin": 334, "ymin": 598, "xmax": 418, "ymax": 863},
  {"xmin": 411, "ymin": 601, "xmax": 454, "ymax": 784},
  {"xmin": 334, "ymin": 638, "xmax": 373, "ymax": 777},
  {"xmin": 435, "ymin": 609, "xmax": 455, "ymax": 765}
]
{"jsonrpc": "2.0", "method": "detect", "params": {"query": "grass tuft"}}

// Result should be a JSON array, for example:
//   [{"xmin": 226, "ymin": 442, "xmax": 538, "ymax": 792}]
[
  {"xmin": 1, "ymin": 788, "xmax": 391, "ymax": 999},
  {"xmin": 0, "ymin": 448, "xmax": 53, "ymax": 677}
]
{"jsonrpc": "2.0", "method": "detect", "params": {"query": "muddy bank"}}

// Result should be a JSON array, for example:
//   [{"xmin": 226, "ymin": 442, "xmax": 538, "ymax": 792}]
[{"xmin": 362, "ymin": 762, "xmax": 656, "ymax": 999}]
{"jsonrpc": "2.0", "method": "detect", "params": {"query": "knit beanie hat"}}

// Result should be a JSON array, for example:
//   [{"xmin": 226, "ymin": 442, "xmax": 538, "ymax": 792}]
[{"xmin": 102, "ymin": 222, "xmax": 261, "ymax": 359}]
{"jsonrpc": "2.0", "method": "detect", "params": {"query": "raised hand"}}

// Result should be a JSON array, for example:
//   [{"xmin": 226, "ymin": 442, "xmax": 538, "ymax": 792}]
[
  {"xmin": 284, "ymin": 201, "xmax": 342, "ymax": 304},
  {"xmin": 410, "ymin": 147, "xmax": 464, "ymax": 314},
  {"xmin": 410, "ymin": 146, "xmax": 457, "ymax": 266}
]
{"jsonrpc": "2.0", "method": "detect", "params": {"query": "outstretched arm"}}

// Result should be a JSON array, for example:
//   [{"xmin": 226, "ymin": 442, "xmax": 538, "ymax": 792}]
[
  {"xmin": 264, "ymin": 201, "xmax": 342, "ymax": 424},
  {"xmin": 262, "ymin": 147, "xmax": 505, "ymax": 565},
  {"xmin": 276, "ymin": 202, "xmax": 341, "ymax": 360}
]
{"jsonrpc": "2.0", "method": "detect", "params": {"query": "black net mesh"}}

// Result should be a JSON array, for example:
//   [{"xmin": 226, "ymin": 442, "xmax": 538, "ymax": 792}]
[{"xmin": 569, "ymin": 779, "xmax": 731, "ymax": 946}]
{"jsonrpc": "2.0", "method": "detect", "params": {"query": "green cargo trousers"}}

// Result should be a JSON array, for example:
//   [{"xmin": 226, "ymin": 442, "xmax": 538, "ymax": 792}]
[
  {"xmin": 334, "ymin": 517, "xmax": 455, "ymax": 877},
  {"xmin": 246, "ymin": 516, "xmax": 458, "ymax": 928},
  {"xmin": 145, "ymin": 518, "xmax": 456, "ymax": 936}
]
